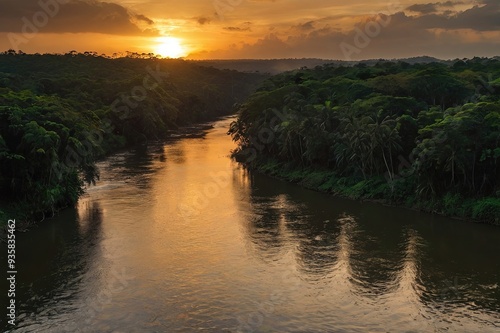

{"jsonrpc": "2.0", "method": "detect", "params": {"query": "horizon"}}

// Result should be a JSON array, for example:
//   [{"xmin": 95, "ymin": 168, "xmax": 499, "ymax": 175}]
[
  {"xmin": 1, "ymin": 0, "xmax": 499, "ymax": 60},
  {"xmin": 3, "ymin": 50, "xmax": 499, "ymax": 63}
]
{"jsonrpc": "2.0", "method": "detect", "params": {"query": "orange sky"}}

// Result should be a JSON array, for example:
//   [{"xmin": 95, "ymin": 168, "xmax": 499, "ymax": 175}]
[{"xmin": 0, "ymin": 0, "xmax": 499, "ymax": 60}]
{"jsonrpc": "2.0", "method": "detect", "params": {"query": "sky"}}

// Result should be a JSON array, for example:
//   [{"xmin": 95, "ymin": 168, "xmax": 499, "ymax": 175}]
[{"xmin": 0, "ymin": 0, "xmax": 499, "ymax": 60}]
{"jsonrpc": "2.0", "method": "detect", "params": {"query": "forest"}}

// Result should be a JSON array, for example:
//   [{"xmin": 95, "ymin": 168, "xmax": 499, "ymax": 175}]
[
  {"xmin": 229, "ymin": 58, "xmax": 500, "ymax": 224},
  {"xmin": 0, "ymin": 51, "xmax": 266, "ymax": 226}
]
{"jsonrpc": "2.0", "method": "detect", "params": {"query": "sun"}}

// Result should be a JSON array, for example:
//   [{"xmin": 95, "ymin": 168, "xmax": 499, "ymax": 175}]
[{"xmin": 154, "ymin": 37, "xmax": 185, "ymax": 58}]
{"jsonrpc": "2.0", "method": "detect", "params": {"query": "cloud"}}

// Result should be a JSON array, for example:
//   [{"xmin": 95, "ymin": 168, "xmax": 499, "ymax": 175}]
[
  {"xmin": 134, "ymin": 14, "xmax": 154, "ymax": 25},
  {"xmin": 406, "ymin": 1, "xmax": 464, "ymax": 14},
  {"xmin": 293, "ymin": 21, "xmax": 316, "ymax": 32},
  {"xmin": 188, "ymin": 1, "xmax": 500, "ymax": 60},
  {"xmin": 407, "ymin": 3, "xmax": 440, "ymax": 14},
  {"xmin": 0, "ymin": 0, "xmax": 157, "ymax": 35},
  {"xmin": 195, "ymin": 16, "xmax": 211, "ymax": 25},
  {"xmin": 223, "ymin": 26, "xmax": 251, "ymax": 32},
  {"xmin": 479, "ymin": 0, "xmax": 497, "ymax": 4},
  {"xmin": 1, "ymin": 0, "xmax": 498, "ymax": 59},
  {"xmin": 223, "ymin": 22, "xmax": 252, "ymax": 32},
  {"xmin": 405, "ymin": 2, "xmax": 500, "ymax": 31},
  {"xmin": 189, "ymin": 33, "xmax": 291, "ymax": 59}
]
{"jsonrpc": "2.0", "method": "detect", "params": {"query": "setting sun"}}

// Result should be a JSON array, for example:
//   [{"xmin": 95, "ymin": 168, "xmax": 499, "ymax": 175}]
[{"xmin": 154, "ymin": 37, "xmax": 185, "ymax": 58}]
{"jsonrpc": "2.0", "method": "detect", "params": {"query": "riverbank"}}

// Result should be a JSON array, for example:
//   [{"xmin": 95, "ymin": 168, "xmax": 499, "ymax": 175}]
[
  {"xmin": 5, "ymin": 115, "xmax": 500, "ymax": 333},
  {"xmin": 0, "ymin": 119, "xmax": 224, "ymax": 234},
  {"xmin": 0, "ymin": 54, "xmax": 266, "ymax": 233},
  {"xmin": 0, "ymin": 202, "xmax": 30, "ymax": 239},
  {"xmin": 228, "ymin": 60, "xmax": 500, "ymax": 225},
  {"xmin": 249, "ymin": 158, "xmax": 500, "ymax": 225}
]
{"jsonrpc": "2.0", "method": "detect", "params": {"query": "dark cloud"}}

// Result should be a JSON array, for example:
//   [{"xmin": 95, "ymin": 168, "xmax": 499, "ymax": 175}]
[
  {"xmin": 223, "ymin": 22, "xmax": 252, "ymax": 32},
  {"xmin": 479, "ymin": 0, "xmax": 497, "ymax": 4},
  {"xmin": 190, "ymin": 2, "xmax": 500, "ymax": 60},
  {"xmin": 407, "ymin": 3, "xmax": 439, "ymax": 14},
  {"xmin": 196, "ymin": 16, "xmax": 211, "ymax": 25},
  {"xmin": 223, "ymin": 26, "xmax": 251, "ymax": 31},
  {"xmin": 293, "ymin": 21, "xmax": 315, "ymax": 32},
  {"xmin": 441, "ymin": 1, "xmax": 463, "ymax": 7},
  {"xmin": 0, "ymin": 0, "xmax": 157, "ymax": 35},
  {"xmin": 135, "ymin": 14, "xmax": 154, "ymax": 25},
  {"xmin": 409, "ymin": 2, "xmax": 500, "ymax": 31},
  {"xmin": 406, "ymin": 1, "xmax": 464, "ymax": 14}
]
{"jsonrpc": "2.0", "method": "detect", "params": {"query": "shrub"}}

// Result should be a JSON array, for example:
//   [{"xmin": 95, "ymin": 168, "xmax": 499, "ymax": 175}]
[
  {"xmin": 471, "ymin": 198, "xmax": 500, "ymax": 224},
  {"xmin": 442, "ymin": 192, "xmax": 464, "ymax": 216}
]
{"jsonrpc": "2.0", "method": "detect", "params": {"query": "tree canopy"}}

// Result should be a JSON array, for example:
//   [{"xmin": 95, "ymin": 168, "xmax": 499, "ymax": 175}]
[
  {"xmin": 0, "ymin": 51, "xmax": 266, "ymax": 222},
  {"xmin": 230, "ymin": 58, "xmax": 500, "ymax": 223}
]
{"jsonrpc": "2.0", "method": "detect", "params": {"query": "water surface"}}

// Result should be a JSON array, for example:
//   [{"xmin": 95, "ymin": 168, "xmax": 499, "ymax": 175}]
[{"xmin": 2, "ymin": 116, "xmax": 500, "ymax": 332}]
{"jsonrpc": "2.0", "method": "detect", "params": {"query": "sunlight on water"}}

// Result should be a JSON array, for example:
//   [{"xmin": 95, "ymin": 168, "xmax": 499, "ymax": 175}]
[{"xmin": 2, "ymin": 117, "xmax": 499, "ymax": 333}]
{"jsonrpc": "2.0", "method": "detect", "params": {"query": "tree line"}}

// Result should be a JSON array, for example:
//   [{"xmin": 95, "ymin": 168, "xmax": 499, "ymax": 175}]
[
  {"xmin": 229, "ymin": 58, "xmax": 500, "ymax": 223},
  {"xmin": 0, "ymin": 51, "xmax": 266, "ymax": 224}
]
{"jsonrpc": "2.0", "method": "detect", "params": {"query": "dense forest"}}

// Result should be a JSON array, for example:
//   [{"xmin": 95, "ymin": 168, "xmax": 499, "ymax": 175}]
[
  {"xmin": 0, "ymin": 51, "xmax": 266, "ymax": 226},
  {"xmin": 229, "ymin": 58, "xmax": 500, "ymax": 224}
]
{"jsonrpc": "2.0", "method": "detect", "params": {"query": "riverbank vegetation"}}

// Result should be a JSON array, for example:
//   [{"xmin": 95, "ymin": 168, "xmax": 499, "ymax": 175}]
[
  {"xmin": 229, "ymin": 58, "xmax": 500, "ymax": 224},
  {"xmin": 0, "ymin": 51, "xmax": 266, "ymax": 227}
]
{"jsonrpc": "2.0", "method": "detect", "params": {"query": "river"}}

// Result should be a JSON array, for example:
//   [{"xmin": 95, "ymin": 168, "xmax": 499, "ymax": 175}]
[{"xmin": 1, "ymin": 116, "xmax": 500, "ymax": 332}]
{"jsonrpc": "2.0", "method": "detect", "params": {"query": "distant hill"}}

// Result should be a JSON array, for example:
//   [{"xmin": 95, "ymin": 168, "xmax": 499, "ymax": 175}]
[
  {"xmin": 188, "ymin": 59, "xmax": 334, "ymax": 74},
  {"xmin": 189, "ymin": 56, "xmax": 446, "ymax": 74}
]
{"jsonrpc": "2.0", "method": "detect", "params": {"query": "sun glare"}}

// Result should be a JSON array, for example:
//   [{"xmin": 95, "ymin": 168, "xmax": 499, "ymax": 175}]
[{"xmin": 155, "ymin": 37, "xmax": 185, "ymax": 58}]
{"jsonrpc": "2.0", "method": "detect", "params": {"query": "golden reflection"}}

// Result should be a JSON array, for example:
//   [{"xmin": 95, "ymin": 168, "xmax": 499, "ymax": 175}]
[
  {"xmin": 148, "ymin": 118, "xmax": 248, "ymax": 274},
  {"xmin": 383, "ymin": 228, "xmax": 427, "ymax": 330},
  {"xmin": 275, "ymin": 194, "xmax": 290, "ymax": 235},
  {"xmin": 396, "ymin": 228, "xmax": 422, "ymax": 295},
  {"xmin": 333, "ymin": 214, "xmax": 357, "ymax": 282},
  {"xmin": 233, "ymin": 163, "xmax": 251, "ymax": 189},
  {"xmin": 76, "ymin": 196, "xmax": 103, "ymax": 236}
]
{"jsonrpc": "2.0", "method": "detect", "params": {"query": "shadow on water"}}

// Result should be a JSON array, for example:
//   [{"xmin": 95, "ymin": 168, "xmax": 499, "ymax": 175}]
[
  {"xmin": 0, "ymin": 200, "xmax": 104, "ymax": 332},
  {"xmin": 240, "ymin": 170, "xmax": 500, "ymax": 321},
  {"xmin": 98, "ymin": 142, "xmax": 167, "ymax": 189},
  {"xmin": 2, "ymin": 117, "xmax": 499, "ymax": 332}
]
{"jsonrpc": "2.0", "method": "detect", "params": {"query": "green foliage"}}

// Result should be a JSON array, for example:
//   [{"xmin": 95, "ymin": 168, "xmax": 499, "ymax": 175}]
[
  {"xmin": 0, "ymin": 52, "xmax": 266, "ymax": 222},
  {"xmin": 323, "ymin": 177, "xmax": 387, "ymax": 200},
  {"xmin": 441, "ymin": 193, "xmax": 464, "ymax": 216},
  {"xmin": 298, "ymin": 170, "xmax": 330, "ymax": 189},
  {"xmin": 471, "ymin": 198, "xmax": 500, "ymax": 224},
  {"xmin": 231, "ymin": 59, "xmax": 500, "ymax": 224}
]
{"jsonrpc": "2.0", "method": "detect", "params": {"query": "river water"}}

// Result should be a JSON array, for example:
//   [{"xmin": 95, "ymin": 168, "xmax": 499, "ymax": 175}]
[{"xmin": 2, "ymin": 116, "xmax": 500, "ymax": 332}]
